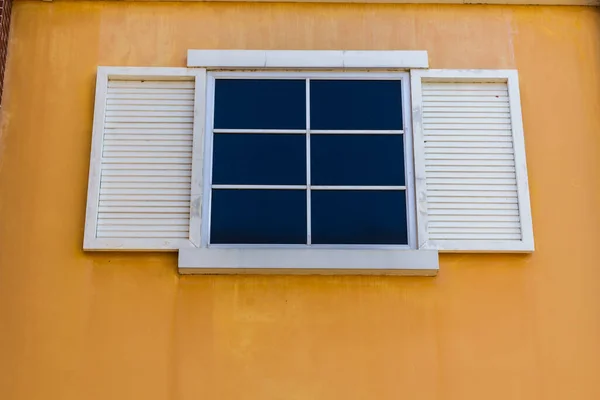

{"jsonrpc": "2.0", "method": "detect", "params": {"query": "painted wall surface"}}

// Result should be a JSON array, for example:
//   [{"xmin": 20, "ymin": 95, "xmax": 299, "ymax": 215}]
[{"xmin": 1, "ymin": 2, "xmax": 600, "ymax": 400}]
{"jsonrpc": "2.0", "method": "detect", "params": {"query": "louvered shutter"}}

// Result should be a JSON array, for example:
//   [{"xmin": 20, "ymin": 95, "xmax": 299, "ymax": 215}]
[
  {"xmin": 411, "ymin": 70, "xmax": 534, "ymax": 252},
  {"xmin": 84, "ymin": 67, "xmax": 205, "ymax": 250}
]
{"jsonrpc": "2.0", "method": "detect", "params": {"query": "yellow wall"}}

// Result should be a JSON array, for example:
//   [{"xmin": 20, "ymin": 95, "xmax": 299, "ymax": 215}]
[{"xmin": 1, "ymin": 2, "xmax": 600, "ymax": 399}]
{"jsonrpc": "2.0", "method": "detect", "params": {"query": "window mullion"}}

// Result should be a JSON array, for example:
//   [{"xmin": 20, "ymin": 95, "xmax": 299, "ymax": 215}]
[{"xmin": 306, "ymin": 78, "xmax": 312, "ymax": 245}]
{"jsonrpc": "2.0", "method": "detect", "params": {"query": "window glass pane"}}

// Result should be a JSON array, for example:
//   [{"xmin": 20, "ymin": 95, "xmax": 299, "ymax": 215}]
[
  {"xmin": 213, "ymin": 133, "xmax": 306, "ymax": 185},
  {"xmin": 311, "ymin": 190, "xmax": 408, "ymax": 244},
  {"xmin": 214, "ymin": 79, "xmax": 306, "ymax": 129},
  {"xmin": 211, "ymin": 189, "xmax": 307, "ymax": 244},
  {"xmin": 311, "ymin": 134, "xmax": 405, "ymax": 186},
  {"xmin": 310, "ymin": 80, "xmax": 402, "ymax": 130}
]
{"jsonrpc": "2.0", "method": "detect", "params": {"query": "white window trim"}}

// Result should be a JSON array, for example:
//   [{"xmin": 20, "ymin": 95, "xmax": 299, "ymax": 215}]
[
  {"xmin": 187, "ymin": 50, "xmax": 429, "ymax": 70},
  {"xmin": 201, "ymin": 70, "xmax": 417, "ymax": 250},
  {"xmin": 410, "ymin": 69, "xmax": 534, "ymax": 253},
  {"xmin": 181, "ymin": 69, "xmax": 438, "ymax": 274},
  {"xmin": 83, "ymin": 66, "xmax": 207, "ymax": 251},
  {"xmin": 179, "ymin": 248, "xmax": 438, "ymax": 276}
]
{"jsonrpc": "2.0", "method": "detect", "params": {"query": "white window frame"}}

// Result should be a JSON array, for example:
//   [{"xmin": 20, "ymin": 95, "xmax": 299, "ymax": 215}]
[
  {"xmin": 83, "ymin": 67, "xmax": 207, "ymax": 251},
  {"xmin": 201, "ymin": 70, "xmax": 417, "ymax": 250},
  {"xmin": 410, "ymin": 69, "xmax": 534, "ymax": 252}
]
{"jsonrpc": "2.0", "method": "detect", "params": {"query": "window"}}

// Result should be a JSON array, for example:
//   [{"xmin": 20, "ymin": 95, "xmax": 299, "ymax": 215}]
[
  {"xmin": 83, "ymin": 51, "xmax": 536, "ymax": 274},
  {"xmin": 202, "ymin": 73, "xmax": 415, "ymax": 248}
]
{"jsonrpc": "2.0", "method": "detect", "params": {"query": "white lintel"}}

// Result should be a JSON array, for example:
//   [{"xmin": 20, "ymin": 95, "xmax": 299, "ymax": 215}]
[
  {"xmin": 187, "ymin": 50, "xmax": 429, "ymax": 69},
  {"xmin": 178, "ymin": 248, "xmax": 439, "ymax": 275}
]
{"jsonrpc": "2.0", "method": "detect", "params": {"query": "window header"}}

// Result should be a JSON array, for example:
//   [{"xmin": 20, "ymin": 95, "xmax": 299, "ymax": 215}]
[{"xmin": 187, "ymin": 50, "xmax": 429, "ymax": 69}]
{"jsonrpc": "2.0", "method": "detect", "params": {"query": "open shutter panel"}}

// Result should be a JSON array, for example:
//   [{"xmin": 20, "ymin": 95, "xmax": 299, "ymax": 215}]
[
  {"xmin": 84, "ymin": 68, "xmax": 205, "ymax": 250},
  {"xmin": 411, "ymin": 70, "xmax": 534, "ymax": 252}
]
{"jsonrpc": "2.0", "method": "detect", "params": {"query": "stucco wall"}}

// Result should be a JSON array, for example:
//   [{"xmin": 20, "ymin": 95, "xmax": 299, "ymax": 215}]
[{"xmin": 0, "ymin": 2, "xmax": 599, "ymax": 400}]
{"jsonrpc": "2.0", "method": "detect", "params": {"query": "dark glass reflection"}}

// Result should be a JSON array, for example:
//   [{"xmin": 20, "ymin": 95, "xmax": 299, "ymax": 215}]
[
  {"xmin": 311, "ymin": 134, "xmax": 405, "ymax": 186},
  {"xmin": 310, "ymin": 80, "xmax": 402, "ymax": 130},
  {"xmin": 213, "ymin": 133, "xmax": 306, "ymax": 185},
  {"xmin": 210, "ymin": 189, "xmax": 307, "ymax": 244},
  {"xmin": 214, "ymin": 79, "xmax": 306, "ymax": 129},
  {"xmin": 311, "ymin": 190, "xmax": 408, "ymax": 244}
]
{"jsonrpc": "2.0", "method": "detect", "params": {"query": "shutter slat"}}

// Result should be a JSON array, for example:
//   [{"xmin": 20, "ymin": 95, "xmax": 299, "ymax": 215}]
[
  {"xmin": 422, "ymin": 96, "xmax": 507, "ymax": 103},
  {"xmin": 99, "ymin": 200, "xmax": 190, "ymax": 207},
  {"xmin": 424, "ymin": 107, "xmax": 510, "ymax": 114},
  {"xmin": 430, "ymin": 215, "xmax": 520, "ymax": 222},
  {"xmin": 106, "ymin": 105, "xmax": 195, "ymax": 112},
  {"xmin": 101, "ymin": 176, "xmax": 191, "ymax": 182},
  {"xmin": 100, "ymin": 188, "xmax": 190, "ymax": 195},
  {"xmin": 430, "ymin": 227, "xmax": 520, "ymax": 234},
  {"xmin": 104, "ymin": 140, "xmax": 193, "ymax": 147},
  {"xmin": 108, "ymin": 81, "xmax": 195, "ymax": 89},
  {"xmin": 429, "ymin": 221, "xmax": 520, "ymax": 228},
  {"xmin": 427, "ymin": 184, "xmax": 517, "ymax": 191},
  {"xmin": 424, "ymin": 124, "xmax": 511, "ymax": 130},
  {"xmin": 98, "ymin": 218, "xmax": 190, "ymax": 226},
  {"xmin": 425, "ymin": 141, "xmax": 513, "ymax": 150},
  {"xmin": 101, "ymin": 182, "xmax": 191, "ymax": 189},
  {"xmin": 104, "ymin": 129, "xmax": 193, "ymax": 135},
  {"xmin": 99, "ymin": 213, "xmax": 190, "ymax": 219},
  {"xmin": 100, "ymin": 195, "xmax": 191, "ymax": 201},
  {"xmin": 425, "ymin": 159, "xmax": 515, "ymax": 166},
  {"xmin": 428, "ymin": 203, "xmax": 518, "ymax": 210},
  {"xmin": 98, "ymin": 225, "xmax": 190, "ymax": 232},
  {"xmin": 428, "ymin": 209, "xmax": 519, "ymax": 216},
  {"xmin": 102, "ymin": 157, "xmax": 192, "ymax": 164},
  {"xmin": 104, "ymin": 148, "xmax": 193, "ymax": 154},
  {"xmin": 426, "ymin": 178, "xmax": 516, "ymax": 185},
  {"xmin": 96, "ymin": 78, "xmax": 195, "ymax": 240},
  {"xmin": 425, "ymin": 118, "xmax": 510, "ymax": 124},
  {"xmin": 422, "ymin": 83, "xmax": 509, "ymax": 91},
  {"xmin": 424, "ymin": 147, "xmax": 514, "ymax": 154},
  {"xmin": 107, "ymin": 88, "xmax": 194, "ymax": 94},
  {"xmin": 425, "ymin": 154, "xmax": 514, "ymax": 160},
  {"xmin": 105, "ymin": 123, "xmax": 192, "ymax": 129},
  {"xmin": 106, "ymin": 99, "xmax": 194, "ymax": 106},
  {"xmin": 428, "ymin": 233, "xmax": 522, "ymax": 240},
  {"xmin": 106, "ymin": 111, "xmax": 194, "ymax": 117},
  {"xmin": 104, "ymin": 135, "xmax": 192, "ymax": 141},
  {"xmin": 98, "ymin": 206, "xmax": 190, "ymax": 213},
  {"xmin": 426, "ymin": 166, "xmax": 515, "ymax": 172},
  {"xmin": 426, "ymin": 172, "xmax": 515, "ymax": 179},
  {"xmin": 423, "ymin": 90, "xmax": 507, "ymax": 97},
  {"xmin": 424, "ymin": 130, "xmax": 512, "ymax": 136},
  {"xmin": 428, "ymin": 197, "xmax": 518, "ymax": 204},
  {"xmin": 102, "ymin": 169, "xmax": 192, "ymax": 176},
  {"xmin": 424, "ymin": 101, "xmax": 507, "ymax": 108},
  {"xmin": 427, "ymin": 190, "xmax": 517, "ymax": 197},
  {"xmin": 97, "ymin": 231, "xmax": 189, "ymax": 238},
  {"xmin": 424, "ymin": 112, "xmax": 510, "ymax": 118},
  {"xmin": 107, "ymin": 93, "xmax": 194, "ymax": 100},
  {"xmin": 105, "ymin": 116, "xmax": 194, "ymax": 123}
]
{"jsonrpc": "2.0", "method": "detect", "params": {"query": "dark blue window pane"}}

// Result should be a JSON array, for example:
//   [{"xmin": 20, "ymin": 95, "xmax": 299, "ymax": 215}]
[
  {"xmin": 214, "ymin": 79, "xmax": 306, "ymax": 129},
  {"xmin": 310, "ymin": 80, "xmax": 402, "ymax": 130},
  {"xmin": 213, "ymin": 134, "xmax": 306, "ymax": 185},
  {"xmin": 311, "ymin": 134, "xmax": 405, "ymax": 186},
  {"xmin": 311, "ymin": 190, "xmax": 408, "ymax": 244},
  {"xmin": 211, "ymin": 189, "xmax": 306, "ymax": 244}
]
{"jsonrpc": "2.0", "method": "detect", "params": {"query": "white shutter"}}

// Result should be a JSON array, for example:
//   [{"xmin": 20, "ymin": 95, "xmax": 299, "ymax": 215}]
[
  {"xmin": 411, "ymin": 70, "xmax": 534, "ymax": 252},
  {"xmin": 84, "ymin": 67, "xmax": 206, "ymax": 250}
]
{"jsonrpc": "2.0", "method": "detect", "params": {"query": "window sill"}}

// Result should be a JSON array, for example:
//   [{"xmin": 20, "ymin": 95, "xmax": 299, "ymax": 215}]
[{"xmin": 178, "ymin": 248, "xmax": 438, "ymax": 276}]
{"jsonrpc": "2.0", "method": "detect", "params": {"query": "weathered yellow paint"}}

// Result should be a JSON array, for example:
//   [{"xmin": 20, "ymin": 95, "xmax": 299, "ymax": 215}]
[{"xmin": 1, "ymin": 2, "xmax": 599, "ymax": 400}]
